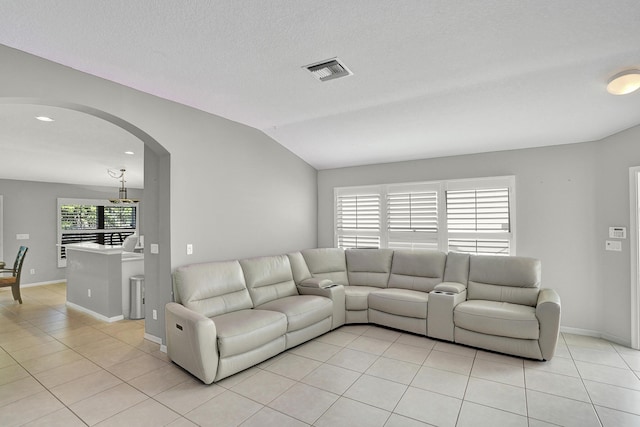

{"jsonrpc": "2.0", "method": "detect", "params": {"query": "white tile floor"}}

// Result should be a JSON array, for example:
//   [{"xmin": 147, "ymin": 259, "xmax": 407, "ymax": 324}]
[{"xmin": 1, "ymin": 283, "xmax": 640, "ymax": 426}]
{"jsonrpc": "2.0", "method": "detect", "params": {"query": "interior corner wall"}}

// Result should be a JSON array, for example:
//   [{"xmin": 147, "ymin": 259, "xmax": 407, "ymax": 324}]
[
  {"xmin": 1, "ymin": 45, "xmax": 318, "ymax": 344},
  {"xmin": 0, "ymin": 178, "xmax": 143, "ymax": 285},
  {"xmin": 318, "ymin": 125, "xmax": 640, "ymax": 345}
]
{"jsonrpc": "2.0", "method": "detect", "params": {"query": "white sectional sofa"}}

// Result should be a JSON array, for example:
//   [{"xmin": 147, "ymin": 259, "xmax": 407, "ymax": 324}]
[{"xmin": 166, "ymin": 248, "xmax": 561, "ymax": 384}]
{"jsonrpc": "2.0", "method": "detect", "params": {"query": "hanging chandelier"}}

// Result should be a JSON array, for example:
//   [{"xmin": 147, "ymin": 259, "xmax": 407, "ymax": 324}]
[{"xmin": 107, "ymin": 168, "xmax": 139, "ymax": 203}]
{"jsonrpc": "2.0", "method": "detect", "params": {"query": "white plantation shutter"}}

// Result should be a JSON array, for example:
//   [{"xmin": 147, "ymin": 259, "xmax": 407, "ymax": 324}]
[
  {"xmin": 446, "ymin": 186, "xmax": 512, "ymax": 255},
  {"xmin": 448, "ymin": 238, "xmax": 510, "ymax": 255},
  {"xmin": 446, "ymin": 188, "xmax": 510, "ymax": 232},
  {"xmin": 335, "ymin": 190, "xmax": 382, "ymax": 248},
  {"xmin": 337, "ymin": 194, "xmax": 381, "ymax": 231},
  {"xmin": 334, "ymin": 176, "xmax": 514, "ymax": 254},
  {"xmin": 387, "ymin": 191, "xmax": 438, "ymax": 231},
  {"xmin": 337, "ymin": 235, "xmax": 381, "ymax": 249},
  {"xmin": 387, "ymin": 189, "xmax": 439, "ymax": 249}
]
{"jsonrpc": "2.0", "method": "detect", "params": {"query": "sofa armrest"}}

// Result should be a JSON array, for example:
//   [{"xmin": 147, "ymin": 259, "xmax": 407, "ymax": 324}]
[
  {"xmin": 299, "ymin": 277, "xmax": 334, "ymax": 288},
  {"xmin": 165, "ymin": 302, "xmax": 219, "ymax": 384},
  {"xmin": 434, "ymin": 282, "xmax": 466, "ymax": 294},
  {"xmin": 297, "ymin": 284, "xmax": 346, "ymax": 329},
  {"xmin": 427, "ymin": 289, "xmax": 467, "ymax": 341},
  {"xmin": 535, "ymin": 288, "xmax": 561, "ymax": 361}
]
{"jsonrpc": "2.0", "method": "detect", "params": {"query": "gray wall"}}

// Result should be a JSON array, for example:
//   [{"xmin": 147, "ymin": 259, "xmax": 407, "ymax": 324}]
[
  {"xmin": 1, "ymin": 45, "xmax": 318, "ymax": 343},
  {"xmin": 318, "ymin": 125, "xmax": 640, "ymax": 345},
  {"xmin": 0, "ymin": 178, "xmax": 143, "ymax": 285}
]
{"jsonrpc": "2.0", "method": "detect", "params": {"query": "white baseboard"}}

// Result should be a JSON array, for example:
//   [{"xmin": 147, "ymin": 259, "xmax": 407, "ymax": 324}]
[
  {"xmin": 144, "ymin": 332, "xmax": 167, "ymax": 353},
  {"xmin": 65, "ymin": 301, "xmax": 124, "ymax": 323},
  {"xmin": 21, "ymin": 279, "xmax": 67, "ymax": 288},
  {"xmin": 560, "ymin": 326, "xmax": 631, "ymax": 347}
]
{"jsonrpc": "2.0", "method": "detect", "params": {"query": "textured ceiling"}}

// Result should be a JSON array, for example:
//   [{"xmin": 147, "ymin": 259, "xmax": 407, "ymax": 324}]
[{"xmin": 1, "ymin": 0, "xmax": 640, "ymax": 186}]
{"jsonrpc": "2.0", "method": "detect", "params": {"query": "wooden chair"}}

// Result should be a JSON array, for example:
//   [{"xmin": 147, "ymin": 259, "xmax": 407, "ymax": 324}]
[{"xmin": 0, "ymin": 246, "xmax": 28, "ymax": 304}]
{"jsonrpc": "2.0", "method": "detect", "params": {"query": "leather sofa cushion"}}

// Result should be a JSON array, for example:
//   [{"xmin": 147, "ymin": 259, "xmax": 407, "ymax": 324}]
[
  {"xmin": 302, "ymin": 248, "xmax": 348, "ymax": 285},
  {"xmin": 174, "ymin": 260, "xmax": 253, "ymax": 318},
  {"xmin": 346, "ymin": 249, "xmax": 393, "ymax": 288},
  {"xmin": 287, "ymin": 252, "xmax": 313, "ymax": 284},
  {"xmin": 369, "ymin": 288, "xmax": 428, "ymax": 319},
  {"xmin": 443, "ymin": 252, "xmax": 470, "ymax": 284},
  {"xmin": 240, "ymin": 255, "xmax": 298, "ymax": 307},
  {"xmin": 387, "ymin": 249, "xmax": 446, "ymax": 292},
  {"xmin": 344, "ymin": 286, "xmax": 379, "ymax": 310},
  {"xmin": 454, "ymin": 300, "xmax": 539, "ymax": 340},
  {"xmin": 212, "ymin": 309, "xmax": 287, "ymax": 358},
  {"xmin": 468, "ymin": 255, "xmax": 540, "ymax": 306},
  {"xmin": 257, "ymin": 295, "xmax": 333, "ymax": 332}
]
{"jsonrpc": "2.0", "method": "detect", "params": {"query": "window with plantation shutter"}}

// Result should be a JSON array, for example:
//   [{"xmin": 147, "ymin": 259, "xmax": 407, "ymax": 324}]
[
  {"xmin": 334, "ymin": 176, "xmax": 515, "ymax": 255},
  {"xmin": 387, "ymin": 191, "xmax": 438, "ymax": 231},
  {"xmin": 387, "ymin": 188, "xmax": 439, "ymax": 249},
  {"xmin": 57, "ymin": 199, "xmax": 139, "ymax": 267},
  {"xmin": 446, "ymin": 185, "xmax": 512, "ymax": 255},
  {"xmin": 336, "ymin": 194, "xmax": 381, "ymax": 231},
  {"xmin": 335, "ymin": 191, "xmax": 382, "ymax": 248}
]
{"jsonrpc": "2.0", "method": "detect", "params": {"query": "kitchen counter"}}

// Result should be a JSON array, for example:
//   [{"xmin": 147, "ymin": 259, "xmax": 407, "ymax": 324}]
[{"xmin": 65, "ymin": 243, "xmax": 144, "ymax": 321}]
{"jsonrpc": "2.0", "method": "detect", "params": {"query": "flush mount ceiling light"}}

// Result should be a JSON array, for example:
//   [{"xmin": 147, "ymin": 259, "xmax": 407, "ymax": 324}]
[
  {"xmin": 35, "ymin": 116, "xmax": 54, "ymax": 122},
  {"xmin": 304, "ymin": 58, "xmax": 352, "ymax": 82},
  {"xmin": 607, "ymin": 69, "xmax": 640, "ymax": 95}
]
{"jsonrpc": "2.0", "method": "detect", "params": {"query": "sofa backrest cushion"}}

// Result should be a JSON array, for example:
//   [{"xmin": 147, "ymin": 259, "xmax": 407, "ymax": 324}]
[
  {"xmin": 287, "ymin": 252, "xmax": 313, "ymax": 284},
  {"xmin": 346, "ymin": 249, "xmax": 393, "ymax": 288},
  {"xmin": 468, "ymin": 255, "xmax": 541, "ymax": 306},
  {"xmin": 301, "ymin": 248, "xmax": 348, "ymax": 285},
  {"xmin": 388, "ymin": 249, "xmax": 447, "ymax": 292},
  {"xmin": 443, "ymin": 252, "xmax": 470, "ymax": 285},
  {"xmin": 173, "ymin": 260, "xmax": 253, "ymax": 318},
  {"xmin": 240, "ymin": 255, "xmax": 298, "ymax": 307}
]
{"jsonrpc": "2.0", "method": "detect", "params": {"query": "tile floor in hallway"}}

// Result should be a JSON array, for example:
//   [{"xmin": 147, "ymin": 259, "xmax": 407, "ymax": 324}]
[{"xmin": 1, "ymin": 283, "xmax": 640, "ymax": 426}]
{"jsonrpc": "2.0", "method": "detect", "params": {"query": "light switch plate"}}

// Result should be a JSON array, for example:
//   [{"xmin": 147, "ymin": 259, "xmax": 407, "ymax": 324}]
[
  {"xmin": 150, "ymin": 244, "xmax": 159, "ymax": 254},
  {"xmin": 605, "ymin": 240, "xmax": 622, "ymax": 251},
  {"xmin": 16, "ymin": 234, "xmax": 29, "ymax": 240}
]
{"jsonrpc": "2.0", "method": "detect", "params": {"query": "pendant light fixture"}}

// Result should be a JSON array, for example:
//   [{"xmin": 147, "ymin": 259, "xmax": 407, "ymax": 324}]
[{"xmin": 107, "ymin": 168, "xmax": 139, "ymax": 203}]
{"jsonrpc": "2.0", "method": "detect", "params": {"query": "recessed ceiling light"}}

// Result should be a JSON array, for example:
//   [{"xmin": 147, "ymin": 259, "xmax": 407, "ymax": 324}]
[
  {"xmin": 35, "ymin": 116, "xmax": 54, "ymax": 122},
  {"xmin": 304, "ymin": 58, "xmax": 352, "ymax": 82},
  {"xmin": 124, "ymin": 151, "xmax": 135, "ymax": 155},
  {"xmin": 607, "ymin": 69, "xmax": 640, "ymax": 95}
]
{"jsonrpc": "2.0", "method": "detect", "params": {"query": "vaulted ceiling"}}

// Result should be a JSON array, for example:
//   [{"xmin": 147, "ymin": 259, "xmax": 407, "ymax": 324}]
[{"xmin": 1, "ymin": 1, "xmax": 639, "ymax": 187}]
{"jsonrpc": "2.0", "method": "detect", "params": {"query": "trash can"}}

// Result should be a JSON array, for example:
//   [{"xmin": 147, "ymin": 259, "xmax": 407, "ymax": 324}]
[{"xmin": 129, "ymin": 275, "xmax": 145, "ymax": 319}]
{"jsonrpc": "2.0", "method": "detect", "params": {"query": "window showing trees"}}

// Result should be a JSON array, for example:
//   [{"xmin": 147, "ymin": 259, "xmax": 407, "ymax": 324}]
[{"xmin": 58, "ymin": 199, "xmax": 138, "ymax": 266}]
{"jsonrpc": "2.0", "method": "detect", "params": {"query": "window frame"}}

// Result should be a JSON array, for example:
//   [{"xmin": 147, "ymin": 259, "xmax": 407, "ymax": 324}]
[{"xmin": 334, "ymin": 176, "xmax": 516, "ymax": 255}]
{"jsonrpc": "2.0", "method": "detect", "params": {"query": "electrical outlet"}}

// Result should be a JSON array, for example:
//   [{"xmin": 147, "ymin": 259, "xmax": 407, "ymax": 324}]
[
  {"xmin": 16, "ymin": 233, "xmax": 29, "ymax": 240},
  {"xmin": 30, "ymin": 269, "xmax": 36, "ymax": 275},
  {"xmin": 186, "ymin": 244, "xmax": 193, "ymax": 255},
  {"xmin": 88, "ymin": 289, "xmax": 92, "ymax": 297},
  {"xmin": 152, "ymin": 309, "xmax": 157, "ymax": 320}
]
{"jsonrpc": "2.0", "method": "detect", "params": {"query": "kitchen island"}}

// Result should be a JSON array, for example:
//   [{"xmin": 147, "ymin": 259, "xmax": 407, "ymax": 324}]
[{"xmin": 65, "ymin": 242, "xmax": 144, "ymax": 321}]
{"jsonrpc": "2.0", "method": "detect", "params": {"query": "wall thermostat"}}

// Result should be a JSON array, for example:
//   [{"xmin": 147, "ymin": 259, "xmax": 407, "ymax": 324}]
[{"xmin": 609, "ymin": 227, "xmax": 626, "ymax": 239}]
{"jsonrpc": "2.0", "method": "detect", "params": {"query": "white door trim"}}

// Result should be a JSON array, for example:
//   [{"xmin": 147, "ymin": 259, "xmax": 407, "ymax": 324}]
[{"xmin": 630, "ymin": 167, "xmax": 640, "ymax": 350}]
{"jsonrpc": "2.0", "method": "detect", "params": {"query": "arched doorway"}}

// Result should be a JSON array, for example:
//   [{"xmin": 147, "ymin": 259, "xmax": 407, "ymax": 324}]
[{"xmin": 0, "ymin": 97, "xmax": 171, "ymax": 345}]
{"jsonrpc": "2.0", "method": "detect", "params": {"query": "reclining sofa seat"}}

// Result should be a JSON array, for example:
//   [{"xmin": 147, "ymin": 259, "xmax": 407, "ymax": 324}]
[
  {"xmin": 343, "ymin": 249, "xmax": 394, "ymax": 323},
  {"xmin": 239, "ymin": 254, "xmax": 333, "ymax": 349},
  {"xmin": 166, "ymin": 260, "xmax": 287, "ymax": 384},
  {"xmin": 453, "ymin": 255, "xmax": 560, "ymax": 360},
  {"xmin": 369, "ymin": 249, "xmax": 447, "ymax": 335}
]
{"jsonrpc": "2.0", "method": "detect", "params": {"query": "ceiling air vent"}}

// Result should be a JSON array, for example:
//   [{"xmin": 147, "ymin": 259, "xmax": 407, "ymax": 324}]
[{"xmin": 305, "ymin": 58, "xmax": 352, "ymax": 82}]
